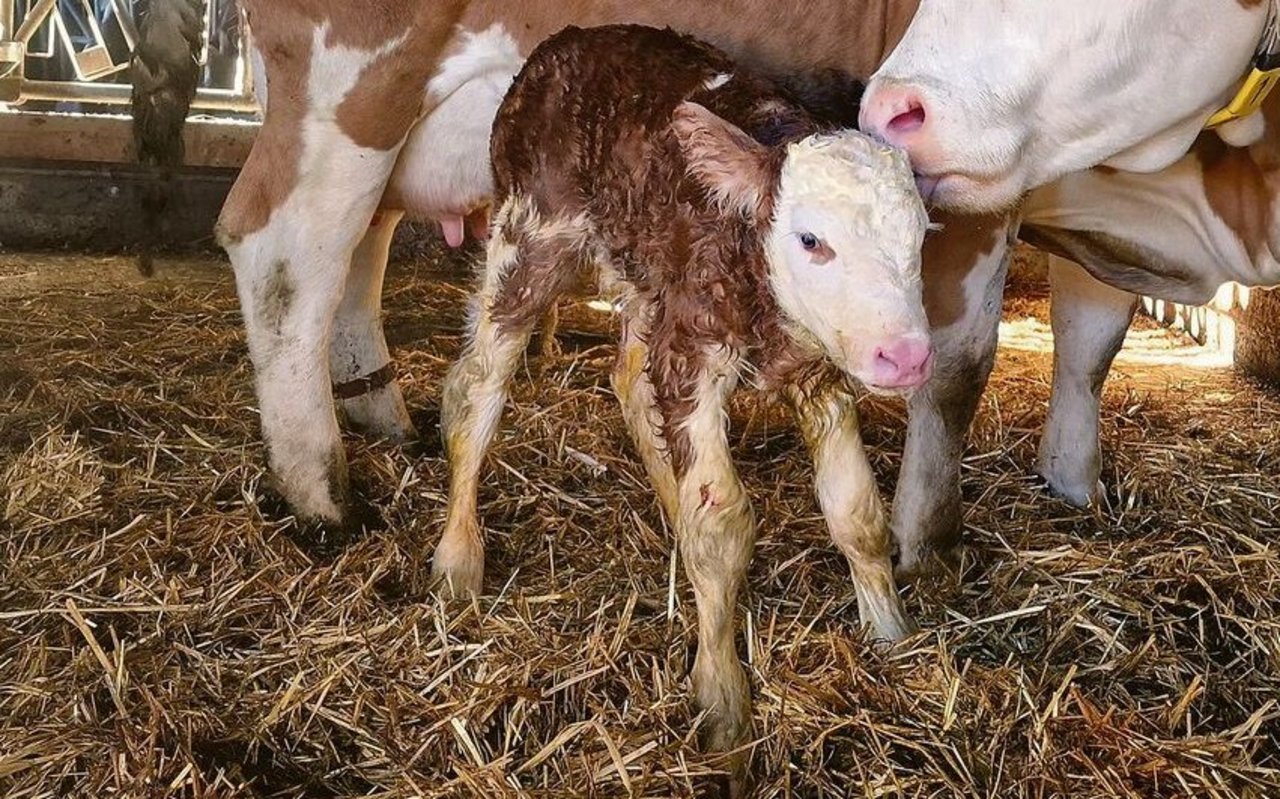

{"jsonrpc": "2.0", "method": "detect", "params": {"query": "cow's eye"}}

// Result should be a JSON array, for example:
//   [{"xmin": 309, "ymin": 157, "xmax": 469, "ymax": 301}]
[{"xmin": 799, "ymin": 232, "xmax": 820, "ymax": 251}]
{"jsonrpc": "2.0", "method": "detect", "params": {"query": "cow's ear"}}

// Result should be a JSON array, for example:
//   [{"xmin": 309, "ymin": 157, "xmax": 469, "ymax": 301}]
[{"xmin": 671, "ymin": 102, "xmax": 773, "ymax": 220}]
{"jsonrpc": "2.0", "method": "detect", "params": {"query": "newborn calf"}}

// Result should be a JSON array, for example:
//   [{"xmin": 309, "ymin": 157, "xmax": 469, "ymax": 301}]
[{"xmin": 433, "ymin": 24, "xmax": 931, "ymax": 760}]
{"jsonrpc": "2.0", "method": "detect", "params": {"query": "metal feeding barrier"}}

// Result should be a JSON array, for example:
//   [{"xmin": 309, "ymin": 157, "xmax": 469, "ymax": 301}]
[{"xmin": 0, "ymin": 0, "xmax": 257, "ymax": 114}]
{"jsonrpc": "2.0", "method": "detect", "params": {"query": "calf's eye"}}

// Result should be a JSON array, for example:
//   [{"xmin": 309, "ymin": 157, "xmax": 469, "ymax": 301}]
[{"xmin": 796, "ymin": 232, "xmax": 835, "ymax": 264}]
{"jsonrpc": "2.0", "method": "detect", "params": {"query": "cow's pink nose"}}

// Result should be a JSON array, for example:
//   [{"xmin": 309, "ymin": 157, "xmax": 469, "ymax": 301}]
[
  {"xmin": 871, "ymin": 337, "xmax": 934, "ymax": 389},
  {"xmin": 861, "ymin": 84, "xmax": 929, "ymax": 146}
]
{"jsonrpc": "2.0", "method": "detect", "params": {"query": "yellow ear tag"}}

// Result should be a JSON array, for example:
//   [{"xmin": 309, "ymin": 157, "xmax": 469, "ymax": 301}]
[{"xmin": 1206, "ymin": 67, "xmax": 1280, "ymax": 129}]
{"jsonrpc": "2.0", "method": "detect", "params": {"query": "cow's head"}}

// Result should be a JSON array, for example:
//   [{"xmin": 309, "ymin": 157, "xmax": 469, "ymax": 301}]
[
  {"xmin": 671, "ymin": 102, "xmax": 933, "ymax": 395},
  {"xmin": 861, "ymin": 0, "xmax": 1271, "ymax": 212}
]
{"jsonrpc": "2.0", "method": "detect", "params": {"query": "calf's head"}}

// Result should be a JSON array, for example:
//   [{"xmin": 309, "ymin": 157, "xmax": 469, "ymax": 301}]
[
  {"xmin": 861, "ymin": 0, "xmax": 1270, "ymax": 213},
  {"xmin": 672, "ymin": 102, "xmax": 932, "ymax": 394}
]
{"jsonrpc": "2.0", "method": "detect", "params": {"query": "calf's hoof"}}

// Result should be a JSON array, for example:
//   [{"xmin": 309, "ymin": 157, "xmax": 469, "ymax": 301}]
[
  {"xmin": 430, "ymin": 531, "xmax": 484, "ymax": 598},
  {"xmin": 856, "ymin": 590, "xmax": 917, "ymax": 642},
  {"xmin": 700, "ymin": 714, "xmax": 751, "ymax": 799}
]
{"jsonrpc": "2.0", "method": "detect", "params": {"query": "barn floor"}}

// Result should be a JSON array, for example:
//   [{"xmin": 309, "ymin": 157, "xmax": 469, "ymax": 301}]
[{"xmin": 1, "ymin": 246, "xmax": 1278, "ymax": 798}]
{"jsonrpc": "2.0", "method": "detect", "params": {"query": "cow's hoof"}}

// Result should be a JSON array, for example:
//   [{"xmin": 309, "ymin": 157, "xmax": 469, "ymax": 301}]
[
  {"xmin": 288, "ymin": 515, "xmax": 357, "ymax": 558},
  {"xmin": 894, "ymin": 543, "xmax": 961, "ymax": 585},
  {"xmin": 340, "ymin": 387, "xmax": 419, "ymax": 444},
  {"xmin": 1036, "ymin": 452, "xmax": 1102, "ymax": 509},
  {"xmin": 286, "ymin": 492, "xmax": 382, "ymax": 559},
  {"xmin": 1039, "ymin": 470, "xmax": 1103, "ymax": 509}
]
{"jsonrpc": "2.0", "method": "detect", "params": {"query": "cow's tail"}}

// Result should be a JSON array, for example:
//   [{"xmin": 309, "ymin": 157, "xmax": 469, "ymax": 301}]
[{"xmin": 130, "ymin": 0, "xmax": 207, "ymax": 276}]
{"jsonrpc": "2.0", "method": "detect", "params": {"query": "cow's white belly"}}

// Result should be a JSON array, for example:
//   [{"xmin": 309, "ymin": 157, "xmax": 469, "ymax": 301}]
[
  {"xmin": 1024, "ymin": 159, "xmax": 1277, "ymax": 305},
  {"xmin": 384, "ymin": 24, "xmax": 524, "ymax": 225}
]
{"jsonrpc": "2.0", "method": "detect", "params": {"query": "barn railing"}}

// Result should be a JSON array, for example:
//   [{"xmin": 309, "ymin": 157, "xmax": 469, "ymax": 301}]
[{"xmin": 0, "ymin": 0, "xmax": 257, "ymax": 114}]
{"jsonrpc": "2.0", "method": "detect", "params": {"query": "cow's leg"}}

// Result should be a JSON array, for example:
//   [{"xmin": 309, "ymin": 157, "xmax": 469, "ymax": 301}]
[
  {"xmin": 1038, "ymin": 256, "xmax": 1137, "ymax": 507},
  {"xmin": 892, "ymin": 217, "xmax": 1013, "ymax": 580},
  {"xmin": 611, "ymin": 307, "xmax": 679, "ymax": 522},
  {"xmin": 222, "ymin": 148, "xmax": 403, "ymax": 528},
  {"xmin": 217, "ymin": 22, "xmax": 442, "ymax": 529},
  {"xmin": 660, "ymin": 349, "xmax": 755, "ymax": 770},
  {"xmin": 788, "ymin": 376, "xmax": 914, "ymax": 641},
  {"xmin": 433, "ymin": 199, "xmax": 583, "ymax": 596},
  {"xmin": 329, "ymin": 210, "xmax": 417, "ymax": 443}
]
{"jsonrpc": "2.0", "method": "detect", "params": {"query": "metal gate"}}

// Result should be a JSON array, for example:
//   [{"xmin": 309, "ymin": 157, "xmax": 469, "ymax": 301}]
[{"xmin": 0, "ymin": 0, "xmax": 256, "ymax": 115}]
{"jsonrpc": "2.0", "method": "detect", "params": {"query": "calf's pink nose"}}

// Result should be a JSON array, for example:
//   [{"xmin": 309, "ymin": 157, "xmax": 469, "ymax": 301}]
[
  {"xmin": 871, "ymin": 337, "xmax": 934, "ymax": 389},
  {"xmin": 861, "ymin": 83, "xmax": 929, "ymax": 147}
]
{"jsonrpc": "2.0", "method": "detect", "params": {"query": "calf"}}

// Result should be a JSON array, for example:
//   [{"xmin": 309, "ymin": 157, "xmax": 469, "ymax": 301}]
[{"xmin": 434, "ymin": 25, "xmax": 929, "ymax": 766}]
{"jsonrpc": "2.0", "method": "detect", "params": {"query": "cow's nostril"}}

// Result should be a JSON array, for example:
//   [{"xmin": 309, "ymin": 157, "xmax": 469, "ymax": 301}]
[{"xmin": 887, "ymin": 104, "xmax": 926, "ymax": 135}]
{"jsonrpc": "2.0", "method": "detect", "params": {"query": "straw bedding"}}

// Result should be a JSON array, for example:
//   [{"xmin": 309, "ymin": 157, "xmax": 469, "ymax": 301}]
[{"xmin": 1, "ymin": 246, "xmax": 1277, "ymax": 797}]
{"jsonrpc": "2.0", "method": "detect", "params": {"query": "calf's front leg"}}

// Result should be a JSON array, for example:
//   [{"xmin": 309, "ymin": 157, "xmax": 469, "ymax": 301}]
[
  {"xmin": 788, "ymin": 375, "xmax": 914, "ymax": 641},
  {"xmin": 658, "ymin": 349, "xmax": 755, "ymax": 772}
]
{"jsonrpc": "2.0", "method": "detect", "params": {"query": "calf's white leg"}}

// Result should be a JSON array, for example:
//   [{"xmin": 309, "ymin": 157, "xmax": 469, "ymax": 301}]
[
  {"xmin": 434, "ymin": 197, "xmax": 586, "ymax": 596},
  {"xmin": 329, "ymin": 210, "xmax": 418, "ymax": 443},
  {"xmin": 1038, "ymin": 256, "xmax": 1137, "ymax": 507},
  {"xmin": 789, "ymin": 377, "xmax": 914, "ymax": 641},
  {"xmin": 663, "ymin": 349, "xmax": 755, "ymax": 769}
]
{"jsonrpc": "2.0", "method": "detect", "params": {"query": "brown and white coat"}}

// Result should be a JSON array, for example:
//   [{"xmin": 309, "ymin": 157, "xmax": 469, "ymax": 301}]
[{"xmin": 435, "ymin": 26, "xmax": 931, "ymax": 766}]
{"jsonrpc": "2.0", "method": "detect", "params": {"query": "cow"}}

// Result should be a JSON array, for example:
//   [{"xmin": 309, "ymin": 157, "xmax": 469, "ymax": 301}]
[
  {"xmin": 438, "ymin": 24, "xmax": 929, "ymax": 771},
  {"xmin": 1021, "ymin": 96, "xmax": 1280, "ymax": 507},
  {"xmin": 858, "ymin": 1, "xmax": 1280, "ymax": 510}
]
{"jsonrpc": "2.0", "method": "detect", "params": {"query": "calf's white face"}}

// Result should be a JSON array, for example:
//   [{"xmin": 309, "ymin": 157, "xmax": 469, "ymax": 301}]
[
  {"xmin": 767, "ymin": 133, "xmax": 932, "ymax": 394},
  {"xmin": 861, "ymin": 0, "xmax": 1269, "ymax": 213},
  {"xmin": 672, "ymin": 103, "xmax": 932, "ymax": 395}
]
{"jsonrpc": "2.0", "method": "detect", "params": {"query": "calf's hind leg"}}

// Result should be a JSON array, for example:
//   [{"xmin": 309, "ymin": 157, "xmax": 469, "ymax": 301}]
[
  {"xmin": 788, "ymin": 374, "xmax": 914, "ymax": 641},
  {"xmin": 433, "ymin": 198, "xmax": 588, "ymax": 597},
  {"xmin": 611, "ymin": 306, "xmax": 680, "ymax": 522}
]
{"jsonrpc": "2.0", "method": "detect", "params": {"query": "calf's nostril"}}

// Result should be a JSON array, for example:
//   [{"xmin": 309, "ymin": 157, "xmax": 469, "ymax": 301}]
[{"xmin": 874, "ymin": 348, "xmax": 899, "ymax": 370}]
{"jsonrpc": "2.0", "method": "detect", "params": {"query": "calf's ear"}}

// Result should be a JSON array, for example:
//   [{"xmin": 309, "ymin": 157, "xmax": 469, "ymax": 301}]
[{"xmin": 670, "ymin": 101, "xmax": 773, "ymax": 221}]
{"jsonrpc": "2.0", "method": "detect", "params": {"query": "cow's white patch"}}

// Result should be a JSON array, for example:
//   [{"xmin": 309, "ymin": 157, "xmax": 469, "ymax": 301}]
[
  {"xmin": 426, "ymin": 24, "xmax": 523, "ymax": 102},
  {"xmin": 310, "ymin": 24, "xmax": 411, "ymax": 109},
  {"xmin": 704, "ymin": 72, "xmax": 733, "ymax": 90},
  {"xmin": 1023, "ymin": 157, "xmax": 1276, "ymax": 303},
  {"xmin": 387, "ymin": 24, "xmax": 524, "ymax": 224}
]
